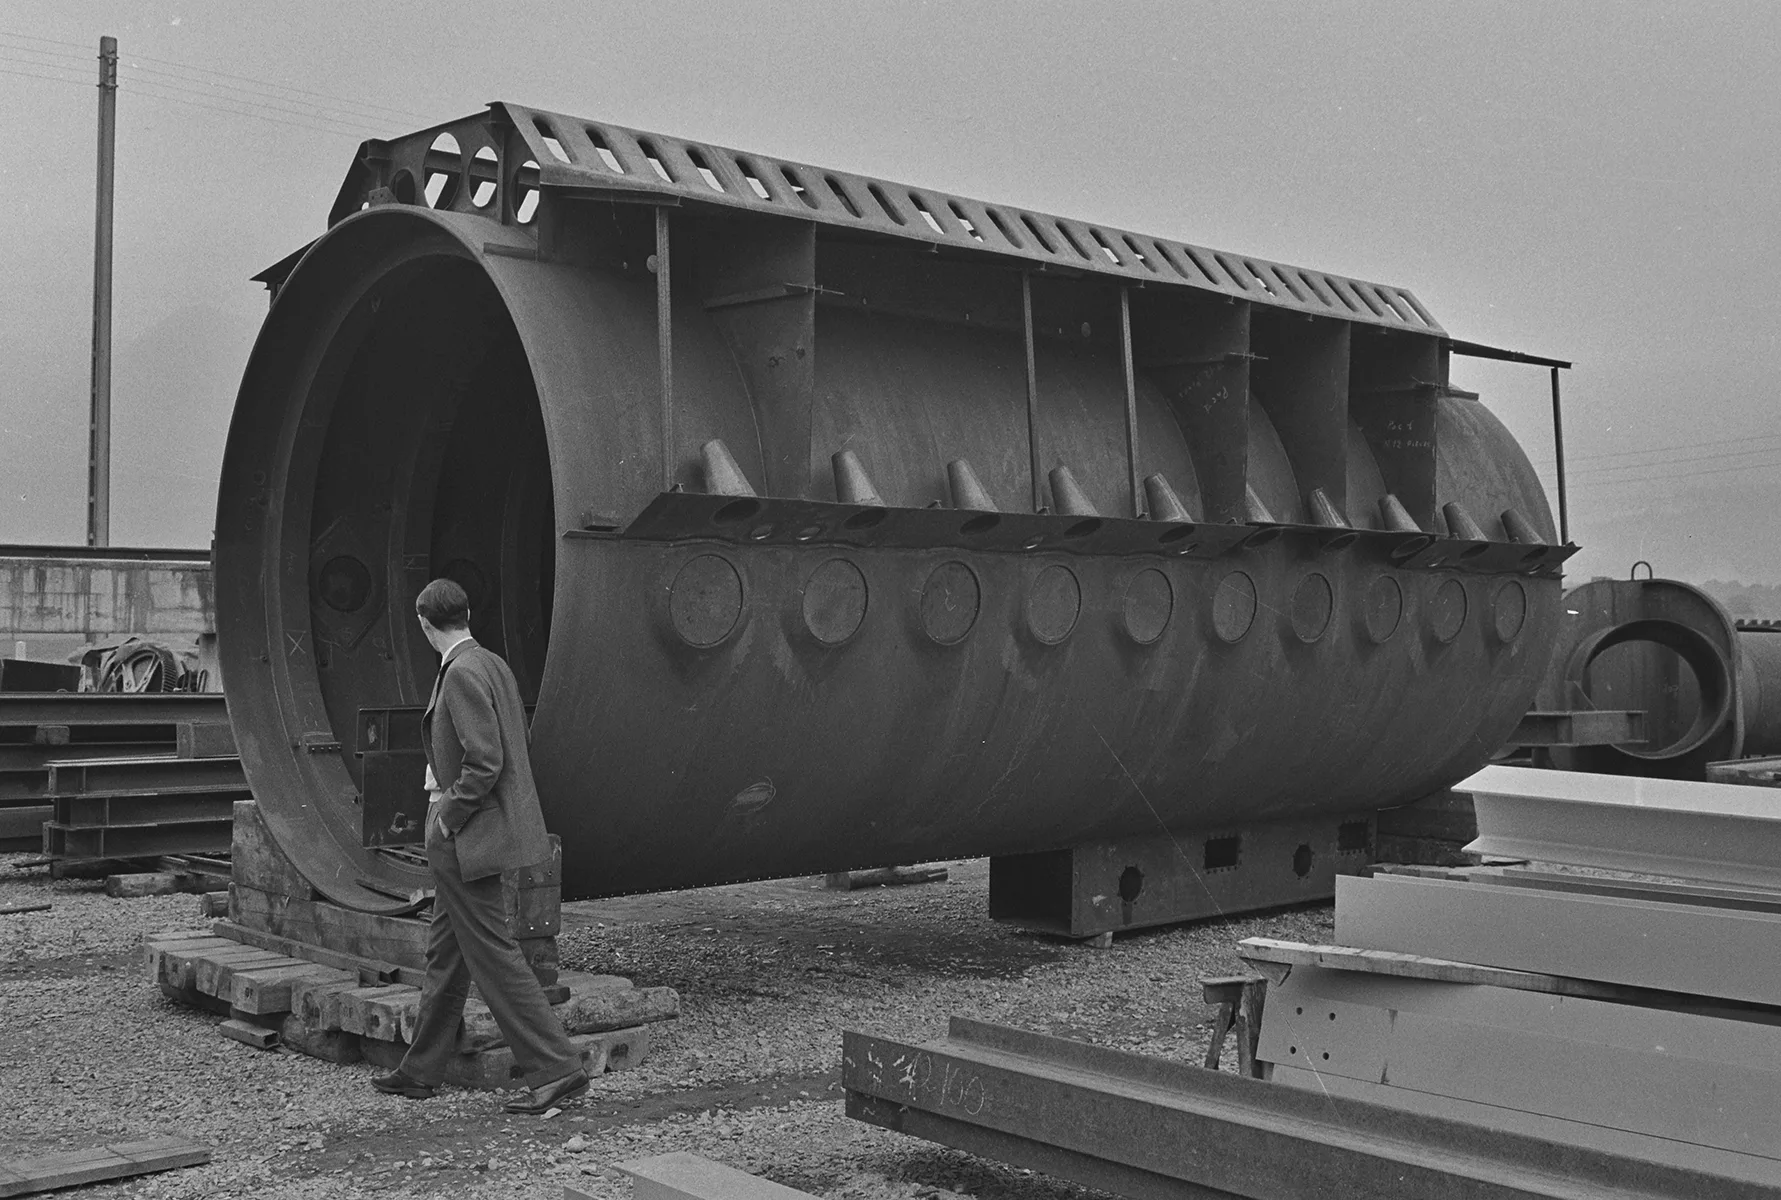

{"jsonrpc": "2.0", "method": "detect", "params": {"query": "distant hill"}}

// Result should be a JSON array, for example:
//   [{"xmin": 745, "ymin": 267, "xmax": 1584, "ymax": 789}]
[{"xmin": 1699, "ymin": 580, "xmax": 1781, "ymax": 620}]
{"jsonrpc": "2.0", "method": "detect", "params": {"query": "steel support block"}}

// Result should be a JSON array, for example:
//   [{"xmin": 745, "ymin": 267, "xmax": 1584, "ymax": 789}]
[{"xmin": 989, "ymin": 814, "xmax": 1373, "ymax": 937}]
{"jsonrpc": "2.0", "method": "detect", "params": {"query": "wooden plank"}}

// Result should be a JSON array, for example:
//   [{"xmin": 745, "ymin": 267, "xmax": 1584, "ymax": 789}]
[
  {"xmin": 211, "ymin": 918, "xmax": 420, "ymax": 987},
  {"xmin": 228, "ymin": 884, "xmax": 428, "ymax": 968},
  {"xmin": 229, "ymin": 962, "xmax": 354, "ymax": 1016},
  {"xmin": 219, "ymin": 1018, "xmax": 279, "ymax": 1050},
  {"xmin": 1259, "ymin": 966, "xmax": 1781, "ymax": 1165},
  {"xmin": 360, "ymin": 1026, "xmax": 647, "ymax": 1091},
  {"xmin": 456, "ymin": 974, "xmax": 677, "ymax": 1052},
  {"xmin": 335, "ymin": 985, "xmax": 420, "ymax": 1040},
  {"xmin": 192, "ymin": 949, "xmax": 293, "ymax": 998},
  {"xmin": 106, "ymin": 872, "xmax": 181, "ymax": 898},
  {"xmin": 227, "ymin": 800, "xmax": 315, "ymax": 900},
  {"xmin": 615, "ymin": 1151, "xmax": 818, "ymax": 1200},
  {"xmin": 0, "ymin": 902, "xmax": 49, "ymax": 916},
  {"xmin": 0, "ymin": 1136, "xmax": 209, "ymax": 1198},
  {"xmin": 1337, "ymin": 872, "xmax": 1781, "ymax": 1007}
]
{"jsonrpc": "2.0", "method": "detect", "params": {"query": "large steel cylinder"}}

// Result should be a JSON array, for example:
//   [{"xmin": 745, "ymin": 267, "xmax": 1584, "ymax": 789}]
[
  {"xmin": 217, "ymin": 103, "xmax": 1568, "ymax": 909},
  {"xmin": 1539, "ymin": 576, "xmax": 1781, "ymax": 778}
]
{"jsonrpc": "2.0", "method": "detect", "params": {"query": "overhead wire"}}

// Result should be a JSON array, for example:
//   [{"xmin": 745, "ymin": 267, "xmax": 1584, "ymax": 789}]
[{"xmin": 0, "ymin": 29, "xmax": 425, "ymax": 133}]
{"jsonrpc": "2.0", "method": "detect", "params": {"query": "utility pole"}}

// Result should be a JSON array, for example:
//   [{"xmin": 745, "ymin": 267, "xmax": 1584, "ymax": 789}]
[{"xmin": 87, "ymin": 35, "xmax": 117, "ymax": 548}]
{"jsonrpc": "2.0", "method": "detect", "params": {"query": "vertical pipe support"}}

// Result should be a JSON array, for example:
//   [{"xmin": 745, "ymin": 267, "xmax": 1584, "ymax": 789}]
[
  {"xmin": 1119, "ymin": 287, "xmax": 1143, "ymax": 518},
  {"xmin": 1022, "ymin": 273, "xmax": 1042, "ymax": 512},
  {"xmin": 655, "ymin": 206, "xmax": 673, "ymax": 492},
  {"xmin": 87, "ymin": 34, "xmax": 118, "ymax": 547},
  {"xmin": 1550, "ymin": 365, "xmax": 1569, "ymax": 544}
]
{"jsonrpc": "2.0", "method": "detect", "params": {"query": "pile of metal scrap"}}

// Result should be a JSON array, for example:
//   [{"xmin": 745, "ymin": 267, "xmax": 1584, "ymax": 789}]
[
  {"xmin": 846, "ymin": 763, "xmax": 1781, "ymax": 1196},
  {"xmin": 0, "ymin": 692, "xmax": 241, "ymax": 857}
]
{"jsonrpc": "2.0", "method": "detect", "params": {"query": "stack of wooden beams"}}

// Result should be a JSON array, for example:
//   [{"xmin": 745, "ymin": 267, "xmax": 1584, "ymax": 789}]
[
  {"xmin": 145, "ymin": 928, "xmax": 678, "ymax": 1088},
  {"xmin": 1243, "ymin": 763, "xmax": 1781, "ymax": 1189}
]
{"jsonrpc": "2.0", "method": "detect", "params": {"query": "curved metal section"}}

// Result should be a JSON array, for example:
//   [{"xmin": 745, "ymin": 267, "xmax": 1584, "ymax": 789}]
[{"xmin": 1538, "ymin": 577, "xmax": 1750, "ymax": 778}]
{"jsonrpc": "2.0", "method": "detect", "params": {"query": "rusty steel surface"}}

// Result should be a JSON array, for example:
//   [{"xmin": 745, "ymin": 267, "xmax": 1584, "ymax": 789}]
[
  {"xmin": 216, "ymin": 103, "xmax": 1568, "ymax": 910},
  {"xmin": 841, "ymin": 1017, "xmax": 1771, "ymax": 1198},
  {"xmin": 1537, "ymin": 576, "xmax": 1781, "ymax": 778}
]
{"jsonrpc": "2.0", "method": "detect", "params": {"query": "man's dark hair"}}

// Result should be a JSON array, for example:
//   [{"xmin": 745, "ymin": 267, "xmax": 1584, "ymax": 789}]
[{"xmin": 415, "ymin": 578, "xmax": 471, "ymax": 630}]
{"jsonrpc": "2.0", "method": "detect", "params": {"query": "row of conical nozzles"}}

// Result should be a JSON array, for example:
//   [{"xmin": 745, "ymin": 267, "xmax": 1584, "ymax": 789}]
[{"xmin": 699, "ymin": 438, "xmax": 1544, "ymax": 545}]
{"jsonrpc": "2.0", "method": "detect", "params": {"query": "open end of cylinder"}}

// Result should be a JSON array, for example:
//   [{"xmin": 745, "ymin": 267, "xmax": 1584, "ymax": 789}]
[
  {"xmin": 1578, "ymin": 619, "xmax": 1728, "ymax": 760},
  {"xmin": 219, "ymin": 226, "xmax": 557, "ymax": 908}
]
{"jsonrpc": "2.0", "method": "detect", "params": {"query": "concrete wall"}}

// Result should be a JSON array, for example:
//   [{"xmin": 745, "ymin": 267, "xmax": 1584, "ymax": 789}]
[{"xmin": 0, "ymin": 546, "xmax": 213, "ymax": 666}]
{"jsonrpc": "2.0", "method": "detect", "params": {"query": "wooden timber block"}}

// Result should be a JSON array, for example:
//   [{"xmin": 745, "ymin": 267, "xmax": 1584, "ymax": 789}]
[
  {"xmin": 198, "ymin": 890, "xmax": 229, "ymax": 918},
  {"xmin": 824, "ymin": 865, "xmax": 949, "ymax": 891},
  {"xmin": 336, "ymin": 985, "xmax": 421, "ymax": 1040},
  {"xmin": 157, "ymin": 943, "xmax": 274, "ymax": 992},
  {"xmin": 457, "ymin": 975, "xmax": 677, "ymax": 1053},
  {"xmin": 229, "ymin": 800, "xmax": 315, "ymax": 900},
  {"xmin": 158, "ymin": 979, "xmax": 229, "ymax": 1015},
  {"xmin": 0, "ymin": 1135, "xmax": 210, "ymax": 1198},
  {"xmin": 142, "ymin": 932, "xmax": 230, "ymax": 983},
  {"xmin": 278, "ymin": 1015, "xmax": 362, "ymax": 1065},
  {"xmin": 212, "ymin": 919, "xmax": 419, "ymax": 987},
  {"xmin": 614, "ymin": 1151, "xmax": 818, "ymax": 1199},
  {"xmin": 106, "ymin": 873, "xmax": 181, "ymax": 899},
  {"xmin": 193, "ymin": 949, "xmax": 292, "ymax": 998},
  {"xmin": 219, "ymin": 1017, "xmax": 279, "ymax": 1050},
  {"xmin": 290, "ymin": 977, "xmax": 368, "ymax": 1031},
  {"xmin": 228, "ymin": 884, "xmax": 430, "ymax": 969},
  {"xmin": 230, "ymin": 963, "xmax": 354, "ymax": 1016},
  {"xmin": 360, "ymin": 1026, "xmax": 649, "ymax": 1091}
]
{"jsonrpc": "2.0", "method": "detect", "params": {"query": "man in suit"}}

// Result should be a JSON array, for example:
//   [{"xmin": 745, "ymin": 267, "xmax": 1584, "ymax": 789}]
[{"xmin": 370, "ymin": 578, "xmax": 588, "ymax": 1114}]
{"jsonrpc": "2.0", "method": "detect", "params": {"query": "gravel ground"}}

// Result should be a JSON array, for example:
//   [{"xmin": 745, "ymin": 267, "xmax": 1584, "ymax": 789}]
[{"xmin": 0, "ymin": 852, "xmax": 1336, "ymax": 1199}]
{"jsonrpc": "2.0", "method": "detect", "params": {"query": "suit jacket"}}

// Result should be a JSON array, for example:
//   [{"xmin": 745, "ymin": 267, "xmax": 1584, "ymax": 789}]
[{"xmin": 423, "ymin": 638, "xmax": 553, "ymax": 881}]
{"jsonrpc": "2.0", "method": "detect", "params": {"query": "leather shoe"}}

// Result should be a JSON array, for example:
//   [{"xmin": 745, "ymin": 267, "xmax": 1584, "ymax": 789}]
[
  {"xmin": 371, "ymin": 1069, "xmax": 437, "ymax": 1099},
  {"xmin": 502, "ymin": 1067, "xmax": 589, "ymax": 1114}
]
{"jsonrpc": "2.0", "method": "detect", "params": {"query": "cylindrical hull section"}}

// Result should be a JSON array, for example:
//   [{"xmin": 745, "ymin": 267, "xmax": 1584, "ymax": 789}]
[{"xmin": 217, "ymin": 206, "xmax": 1561, "ymax": 906}]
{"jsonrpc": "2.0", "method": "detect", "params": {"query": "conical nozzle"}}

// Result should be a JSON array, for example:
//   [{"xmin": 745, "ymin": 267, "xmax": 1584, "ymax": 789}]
[
  {"xmin": 1501, "ymin": 508, "xmax": 1543, "ymax": 545},
  {"xmin": 1047, "ymin": 465, "xmax": 1099, "ymax": 517},
  {"xmin": 1244, "ymin": 484, "xmax": 1277, "ymax": 524},
  {"xmin": 831, "ymin": 449, "xmax": 885, "ymax": 506},
  {"xmin": 1307, "ymin": 487, "xmax": 1350, "ymax": 529},
  {"xmin": 701, "ymin": 439, "xmax": 757, "ymax": 497},
  {"xmin": 1142, "ymin": 473, "xmax": 1196, "ymax": 524},
  {"xmin": 1378, "ymin": 493, "xmax": 1423, "ymax": 533},
  {"xmin": 1443, "ymin": 501, "xmax": 1490, "ymax": 542},
  {"xmin": 946, "ymin": 459, "xmax": 999, "ymax": 512}
]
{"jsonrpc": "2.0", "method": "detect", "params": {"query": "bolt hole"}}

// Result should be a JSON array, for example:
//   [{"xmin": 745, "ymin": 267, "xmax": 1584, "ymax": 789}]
[
  {"xmin": 793, "ymin": 525, "xmax": 823, "ymax": 542},
  {"xmin": 1204, "ymin": 835, "xmax": 1240, "ymax": 870},
  {"xmin": 843, "ymin": 508, "xmax": 887, "ymax": 531},
  {"xmin": 1022, "ymin": 536, "xmax": 1045, "ymax": 550},
  {"xmin": 1322, "ymin": 1051, "xmax": 1330, "ymax": 1060},
  {"xmin": 1459, "ymin": 542, "xmax": 1491, "ymax": 560},
  {"xmin": 713, "ymin": 498, "xmax": 762, "ymax": 525},
  {"xmin": 1118, "ymin": 866, "xmax": 1143, "ymax": 904},
  {"xmin": 960, "ymin": 513, "xmax": 1000, "ymax": 535},
  {"xmin": 1242, "ymin": 527, "xmax": 1282, "ymax": 549},
  {"xmin": 1390, "ymin": 535, "xmax": 1434, "ymax": 561},
  {"xmin": 1519, "ymin": 546, "xmax": 1548, "ymax": 564},
  {"xmin": 749, "ymin": 524, "xmax": 775, "ymax": 542},
  {"xmin": 1158, "ymin": 524, "xmax": 1197, "ymax": 543},
  {"xmin": 1064, "ymin": 518, "xmax": 1101, "ymax": 538}
]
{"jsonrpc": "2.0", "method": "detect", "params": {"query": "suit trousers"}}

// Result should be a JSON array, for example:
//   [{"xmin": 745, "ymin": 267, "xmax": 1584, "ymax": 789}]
[{"xmin": 398, "ymin": 834, "xmax": 580, "ymax": 1090}]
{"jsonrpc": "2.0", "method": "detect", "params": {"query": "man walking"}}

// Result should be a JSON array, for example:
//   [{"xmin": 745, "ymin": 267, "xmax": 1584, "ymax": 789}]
[{"xmin": 370, "ymin": 578, "xmax": 588, "ymax": 1113}]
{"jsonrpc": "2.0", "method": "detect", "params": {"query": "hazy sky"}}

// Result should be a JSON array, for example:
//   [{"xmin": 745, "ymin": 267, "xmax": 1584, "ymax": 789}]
[{"xmin": 3, "ymin": 1, "xmax": 1778, "ymax": 581}]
